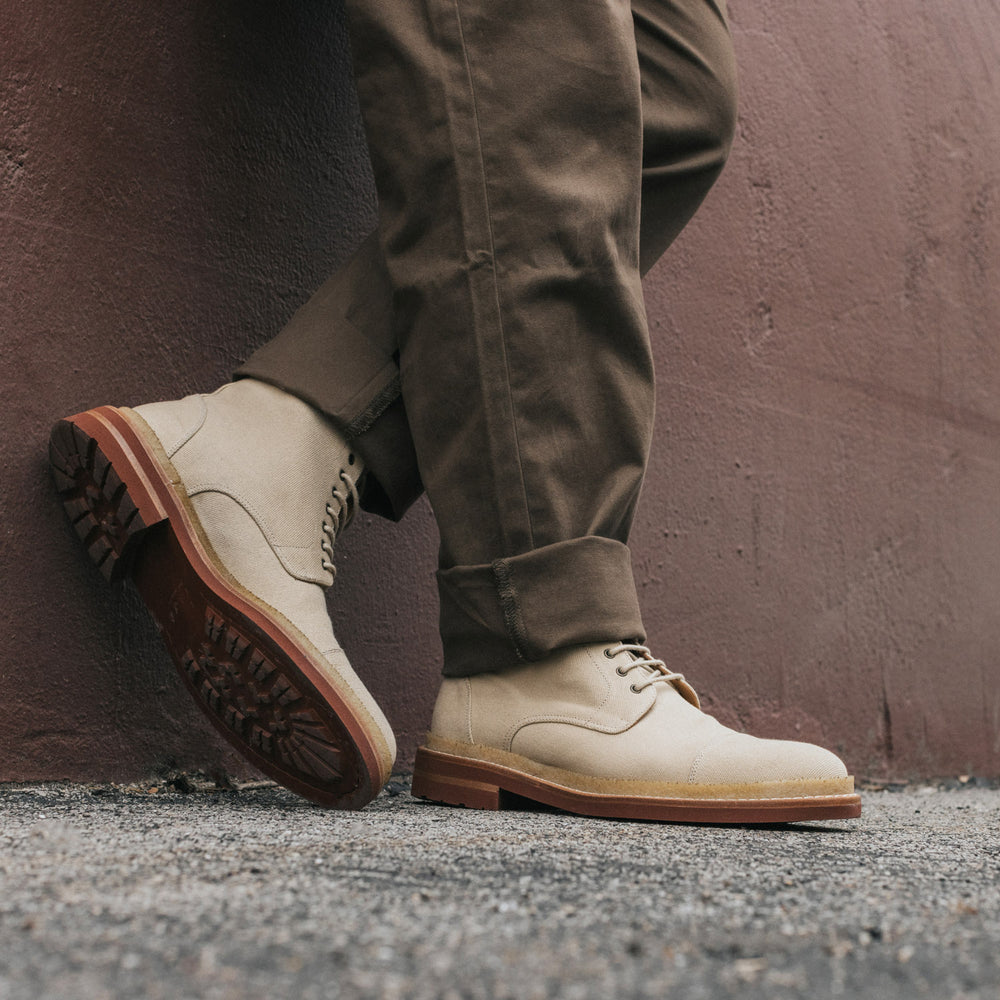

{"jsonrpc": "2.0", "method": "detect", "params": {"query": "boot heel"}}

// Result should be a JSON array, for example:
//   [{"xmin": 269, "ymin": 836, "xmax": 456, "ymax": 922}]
[
  {"xmin": 49, "ymin": 413, "xmax": 169, "ymax": 583},
  {"xmin": 411, "ymin": 747, "xmax": 502, "ymax": 810}
]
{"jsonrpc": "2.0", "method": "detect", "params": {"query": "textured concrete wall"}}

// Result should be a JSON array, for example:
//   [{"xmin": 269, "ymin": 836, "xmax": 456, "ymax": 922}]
[{"xmin": 3, "ymin": 1, "xmax": 998, "ymax": 783}]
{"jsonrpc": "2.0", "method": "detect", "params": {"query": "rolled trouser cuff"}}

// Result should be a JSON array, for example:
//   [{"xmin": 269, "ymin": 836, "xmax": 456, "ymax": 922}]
[{"xmin": 438, "ymin": 536, "xmax": 645, "ymax": 677}]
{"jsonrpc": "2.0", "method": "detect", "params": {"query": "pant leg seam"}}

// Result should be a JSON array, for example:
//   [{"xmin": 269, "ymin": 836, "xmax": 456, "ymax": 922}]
[
  {"xmin": 492, "ymin": 557, "xmax": 531, "ymax": 661},
  {"xmin": 452, "ymin": 0, "xmax": 535, "ymax": 551}
]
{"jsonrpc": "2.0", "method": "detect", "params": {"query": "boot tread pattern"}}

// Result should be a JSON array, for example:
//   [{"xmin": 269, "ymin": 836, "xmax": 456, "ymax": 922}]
[
  {"xmin": 49, "ymin": 419, "xmax": 149, "ymax": 582},
  {"xmin": 183, "ymin": 609, "xmax": 358, "ymax": 788}
]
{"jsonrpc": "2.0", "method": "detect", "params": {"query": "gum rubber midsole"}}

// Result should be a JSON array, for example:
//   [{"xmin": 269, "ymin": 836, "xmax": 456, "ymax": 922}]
[{"xmin": 411, "ymin": 742, "xmax": 862, "ymax": 823}]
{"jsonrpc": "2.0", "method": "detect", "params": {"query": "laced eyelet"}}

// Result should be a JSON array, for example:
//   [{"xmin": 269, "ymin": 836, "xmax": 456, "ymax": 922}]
[
  {"xmin": 629, "ymin": 683, "xmax": 640, "ymax": 694},
  {"xmin": 615, "ymin": 665, "xmax": 628, "ymax": 676},
  {"xmin": 318, "ymin": 465, "xmax": 361, "ymax": 579},
  {"xmin": 603, "ymin": 647, "xmax": 616, "ymax": 659}
]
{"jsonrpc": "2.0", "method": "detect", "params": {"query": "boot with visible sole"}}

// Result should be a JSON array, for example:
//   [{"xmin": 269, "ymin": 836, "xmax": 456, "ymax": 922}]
[
  {"xmin": 412, "ymin": 642, "xmax": 861, "ymax": 824},
  {"xmin": 49, "ymin": 379, "xmax": 395, "ymax": 809}
]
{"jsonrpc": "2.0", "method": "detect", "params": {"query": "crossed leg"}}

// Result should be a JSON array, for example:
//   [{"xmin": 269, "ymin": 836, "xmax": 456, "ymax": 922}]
[{"xmin": 51, "ymin": 0, "xmax": 861, "ymax": 821}]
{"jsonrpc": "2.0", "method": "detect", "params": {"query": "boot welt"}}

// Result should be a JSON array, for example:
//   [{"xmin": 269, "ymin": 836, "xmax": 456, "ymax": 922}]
[
  {"xmin": 49, "ymin": 406, "xmax": 391, "ymax": 809},
  {"xmin": 412, "ymin": 738, "xmax": 862, "ymax": 824}
]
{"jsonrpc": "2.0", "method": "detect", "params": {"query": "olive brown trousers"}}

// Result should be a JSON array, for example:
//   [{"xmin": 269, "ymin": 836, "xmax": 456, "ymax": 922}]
[{"xmin": 238, "ymin": 0, "xmax": 738, "ymax": 677}]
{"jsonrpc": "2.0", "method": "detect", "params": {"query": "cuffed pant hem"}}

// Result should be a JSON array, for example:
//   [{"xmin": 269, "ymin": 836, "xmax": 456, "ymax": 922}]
[{"xmin": 437, "ymin": 536, "xmax": 645, "ymax": 677}]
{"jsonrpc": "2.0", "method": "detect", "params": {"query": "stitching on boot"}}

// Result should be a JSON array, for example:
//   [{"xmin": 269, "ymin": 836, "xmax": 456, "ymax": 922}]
[
  {"xmin": 346, "ymin": 374, "xmax": 402, "ymax": 440},
  {"xmin": 687, "ymin": 730, "xmax": 739, "ymax": 784},
  {"xmin": 492, "ymin": 558, "xmax": 531, "ymax": 661},
  {"xmin": 169, "ymin": 394, "xmax": 208, "ymax": 458}
]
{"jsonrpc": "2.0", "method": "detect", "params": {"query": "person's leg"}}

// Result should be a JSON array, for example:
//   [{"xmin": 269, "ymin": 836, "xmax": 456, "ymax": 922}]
[
  {"xmin": 244, "ymin": 0, "xmax": 741, "ymax": 681},
  {"xmin": 401, "ymin": 0, "xmax": 858, "ymax": 821},
  {"xmin": 341, "ymin": 0, "xmax": 655, "ymax": 679}
]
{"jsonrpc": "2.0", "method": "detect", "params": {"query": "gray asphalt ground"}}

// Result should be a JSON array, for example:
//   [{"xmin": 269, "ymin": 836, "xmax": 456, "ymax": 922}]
[{"xmin": 1, "ymin": 778, "xmax": 997, "ymax": 1000}]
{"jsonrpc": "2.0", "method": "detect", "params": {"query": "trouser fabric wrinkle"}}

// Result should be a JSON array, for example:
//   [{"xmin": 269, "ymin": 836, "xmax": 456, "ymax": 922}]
[{"xmin": 237, "ymin": 0, "xmax": 738, "ymax": 678}]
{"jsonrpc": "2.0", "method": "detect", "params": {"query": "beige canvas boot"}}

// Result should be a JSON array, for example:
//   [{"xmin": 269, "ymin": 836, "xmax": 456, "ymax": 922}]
[
  {"xmin": 50, "ymin": 379, "xmax": 395, "ymax": 808},
  {"xmin": 412, "ymin": 642, "xmax": 860, "ymax": 823}
]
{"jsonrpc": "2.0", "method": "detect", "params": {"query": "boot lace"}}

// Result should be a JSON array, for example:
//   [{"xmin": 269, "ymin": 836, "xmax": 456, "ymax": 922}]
[
  {"xmin": 320, "ymin": 464, "xmax": 359, "ymax": 578},
  {"xmin": 604, "ymin": 642, "xmax": 689, "ymax": 694}
]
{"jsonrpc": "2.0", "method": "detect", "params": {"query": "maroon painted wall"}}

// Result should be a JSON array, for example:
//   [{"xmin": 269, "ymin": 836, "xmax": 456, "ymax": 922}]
[{"xmin": 3, "ymin": 1, "xmax": 999, "ymax": 782}]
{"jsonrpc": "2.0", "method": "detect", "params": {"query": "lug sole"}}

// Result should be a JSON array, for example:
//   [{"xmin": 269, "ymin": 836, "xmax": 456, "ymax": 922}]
[
  {"xmin": 49, "ymin": 406, "xmax": 387, "ymax": 809},
  {"xmin": 411, "ymin": 746, "xmax": 863, "ymax": 824}
]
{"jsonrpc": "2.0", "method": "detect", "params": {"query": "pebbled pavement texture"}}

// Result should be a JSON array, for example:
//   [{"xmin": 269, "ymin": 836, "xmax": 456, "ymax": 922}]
[{"xmin": 1, "ymin": 780, "xmax": 998, "ymax": 999}]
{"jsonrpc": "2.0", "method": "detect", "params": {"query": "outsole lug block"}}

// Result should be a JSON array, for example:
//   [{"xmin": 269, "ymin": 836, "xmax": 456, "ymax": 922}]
[
  {"xmin": 73, "ymin": 513, "xmax": 97, "ymax": 542},
  {"xmin": 64, "ymin": 497, "xmax": 92, "ymax": 524},
  {"xmin": 51, "ymin": 466, "xmax": 76, "ymax": 493}
]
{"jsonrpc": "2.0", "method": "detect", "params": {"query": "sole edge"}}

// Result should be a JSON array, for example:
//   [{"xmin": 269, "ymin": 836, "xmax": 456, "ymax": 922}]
[{"xmin": 411, "ymin": 746, "xmax": 863, "ymax": 824}]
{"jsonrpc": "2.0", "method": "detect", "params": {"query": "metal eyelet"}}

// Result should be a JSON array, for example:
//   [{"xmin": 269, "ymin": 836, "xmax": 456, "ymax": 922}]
[
  {"xmin": 629, "ymin": 683, "xmax": 640, "ymax": 694},
  {"xmin": 603, "ymin": 647, "xmax": 616, "ymax": 659},
  {"xmin": 615, "ymin": 665, "xmax": 628, "ymax": 676}
]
